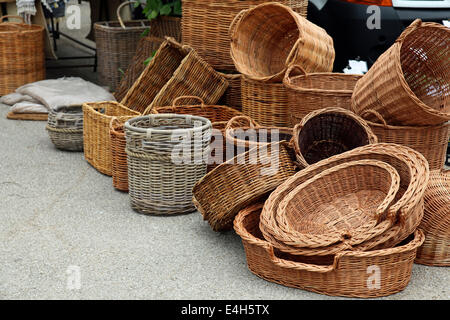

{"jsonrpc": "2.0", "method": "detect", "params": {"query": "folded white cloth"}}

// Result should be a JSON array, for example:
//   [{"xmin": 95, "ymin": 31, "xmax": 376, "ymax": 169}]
[
  {"xmin": 10, "ymin": 101, "xmax": 48, "ymax": 114},
  {"xmin": 0, "ymin": 92, "xmax": 40, "ymax": 106},
  {"xmin": 16, "ymin": 77, "xmax": 116, "ymax": 110}
]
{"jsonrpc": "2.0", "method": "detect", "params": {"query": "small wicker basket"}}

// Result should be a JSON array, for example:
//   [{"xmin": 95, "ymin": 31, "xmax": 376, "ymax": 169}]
[
  {"xmin": 46, "ymin": 106, "xmax": 84, "ymax": 151},
  {"xmin": 125, "ymin": 114, "xmax": 212, "ymax": 215}
]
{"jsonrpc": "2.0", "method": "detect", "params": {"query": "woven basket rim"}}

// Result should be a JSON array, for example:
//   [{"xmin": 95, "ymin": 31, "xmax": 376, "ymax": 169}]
[
  {"xmin": 283, "ymin": 72, "xmax": 362, "ymax": 95},
  {"xmin": 94, "ymin": 19, "xmax": 150, "ymax": 30},
  {"xmin": 83, "ymin": 101, "xmax": 139, "ymax": 118},
  {"xmin": 124, "ymin": 114, "xmax": 212, "ymax": 134},
  {"xmin": 0, "ymin": 22, "xmax": 44, "ymax": 34},
  {"xmin": 366, "ymin": 119, "xmax": 450, "ymax": 130}
]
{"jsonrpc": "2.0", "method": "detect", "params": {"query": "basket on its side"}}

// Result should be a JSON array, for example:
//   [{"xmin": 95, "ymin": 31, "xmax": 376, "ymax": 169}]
[
  {"xmin": 182, "ymin": 0, "xmax": 308, "ymax": 71},
  {"xmin": 352, "ymin": 19, "xmax": 450, "ymax": 126},
  {"xmin": 121, "ymin": 37, "xmax": 228, "ymax": 114},
  {"xmin": 241, "ymin": 76, "xmax": 290, "ymax": 127},
  {"xmin": 230, "ymin": 2, "xmax": 334, "ymax": 82},
  {"xmin": 46, "ymin": 106, "xmax": 84, "ymax": 151},
  {"xmin": 225, "ymin": 116, "xmax": 292, "ymax": 157},
  {"xmin": 125, "ymin": 114, "xmax": 212, "ymax": 215},
  {"xmin": 361, "ymin": 110, "xmax": 450, "ymax": 171},
  {"xmin": 416, "ymin": 169, "xmax": 449, "ymax": 266},
  {"xmin": 83, "ymin": 102, "xmax": 139, "ymax": 176},
  {"xmin": 150, "ymin": 96, "xmax": 246, "ymax": 170},
  {"xmin": 283, "ymin": 65, "xmax": 362, "ymax": 126},
  {"xmin": 192, "ymin": 141, "xmax": 297, "ymax": 231},
  {"xmin": 114, "ymin": 36, "xmax": 164, "ymax": 102},
  {"xmin": 110, "ymin": 117, "xmax": 133, "ymax": 192},
  {"xmin": 293, "ymin": 107, "xmax": 378, "ymax": 168},
  {"xmin": 94, "ymin": 1, "xmax": 151, "ymax": 91},
  {"xmin": 218, "ymin": 73, "xmax": 242, "ymax": 111},
  {"xmin": 260, "ymin": 143, "xmax": 429, "ymax": 256},
  {"xmin": 234, "ymin": 204, "xmax": 425, "ymax": 298},
  {"xmin": 0, "ymin": 15, "xmax": 45, "ymax": 96}
]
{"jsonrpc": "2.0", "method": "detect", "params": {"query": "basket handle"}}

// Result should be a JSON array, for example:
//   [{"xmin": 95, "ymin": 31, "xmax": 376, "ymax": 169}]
[
  {"xmin": 285, "ymin": 38, "xmax": 303, "ymax": 67},
  {"xmin": 117, "ymin": 1, "xmax": 138, "ymax": 29},
  {"xmin": 225, "ymin": 116, "xmax": 258, "ymax": 130},
  {"xmin": 360, "ymin": 109, "xmax": 388, "ymax": 127},
  {"xmin": 0, "ymin": 15, "xmax": 25, "ymax": 24},
  {"xmin": 283, "ymin": 64, "xmax": 307, "ymax": 85},
  {"xmin": 267, "ymin": 246, "xmax": 339, "ymax": 273},
  {"xmin": 172, "ymin": 96, "xmax": 205, "ymax": 109},
  {"xmin": 229, "ymin": 9, "xmax": 248, "ymax": 39},
  {"xmin": 396, "ymin": 19, "xmax": 422, "ymax": 43}
]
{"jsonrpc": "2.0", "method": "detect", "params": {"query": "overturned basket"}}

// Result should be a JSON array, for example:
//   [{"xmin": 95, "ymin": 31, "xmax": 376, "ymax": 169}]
[
  {"xmin": 352, "ymin": 19, "xmax": 450, "ymax": 126},
  {"xmin": 235, "ymin": 203, "xmax": 425, "ymax": 298},
  {"xmin": 293, "ymin": 107, "xmax": 378, "ymax": 168},
  {"xmin": 83, "ymin": 102, "xmax": 139, "ymax": 176},
  {"xmin": 46, "ymin": 106, "xmax": 84, "ymax": 151},
  {"xmin": 283, "ymin": 65, "xmax": 362, "ymax": 126},
  {"xmin": 125, "ymin": 114, "xmax": 212, "ymax": 215},
  {"xmin": 193, "ymin": 141, "xmax": 297, "ymax": 231}
]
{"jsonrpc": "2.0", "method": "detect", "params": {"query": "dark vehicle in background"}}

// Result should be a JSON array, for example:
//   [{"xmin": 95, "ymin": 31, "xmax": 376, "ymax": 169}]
[{"xmin": 307, "ymin": 0, "xmax": 450, "ymax": 72}]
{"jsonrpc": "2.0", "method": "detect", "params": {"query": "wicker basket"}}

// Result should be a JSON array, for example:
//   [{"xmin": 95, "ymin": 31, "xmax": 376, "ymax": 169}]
[
  {"xmin": 114, "ymin": 36, "xmax": 164, "ymax": 102},
  {"xmin": 94, "ymin": 1, "xmax": 151, "ymax": 91},
  {"xmin": 125, "ymin": 114, "xmax": 212, "ymax": 215},
  {"xmin": 218, "ymin": 73, "xmax": 242, "ymax": 112},
  {"xmin": 293, "ymin": 107, "xmax": 378, "ymax": 168},
  {"xmin": 415, "ymin": 169, "xmax": 449, "ymax": 266},
  {"xmin": 241, "ymin": 76, "xmax": 290, "ymax": 128},
  {"xmin": 225, "ymin": 116, "xmax": 292, "ymax": 157},
  {"xmin": 182, "ymin": 0, "xmax": 308, "ymax": 71},
  {"xmin": 361, "ymin": 111, "xmax": 450, "ymax": 171},
  {"xmin": 121, "ymin": 37, "xmax": 228, "ymax": 114},
  {"xmin": 148, "ymin": 15, "xmax": 181, "ymax": 42},
  {"xmin": 83, "ymin": 102, "xmax": 139, "ymax": 176},
  {"xmin": 260, "ymin": 143, "xmax": 429, "ymax": 256},
  {"xmin": 352, "ymin": 19, "xmax": 450, "ymax": 126},
  {"xmin": 150, "ymin": 96, "xmax": 246, "ymax": 170},
  {"xmin": 283, "ymin": 65, "xmax": 362, "ymax": 126},
  {"xmin": 230, "ymin": 2, "xmax": 334, "ymax": 82},
  {"xmin": 46, "ymin": 106, "xmax": 84, "ymax": 151},
  {"xmin": 0, "ymin": 15, "xmax": 45, "ymax": 96},
  {"xmin": 110, "ymin": 117, "xmax": 131, "ymax": 192},
  {"xmin": 274, "ymin": 160, "xmax": 400, "ymax": 249},
  {"xmin": 192, "ymin": 141, "xmax": 297, "ymax": 231},
  {"xmin": 235, "ymin": 203, "xmax": 425, "ymax": 298}
]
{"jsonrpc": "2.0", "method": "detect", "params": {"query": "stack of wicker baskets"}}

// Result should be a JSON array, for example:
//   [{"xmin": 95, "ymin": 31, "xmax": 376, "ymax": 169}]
[{"xmin": 351, "ymin": 19, "xmax": 450, "ymax": 267}]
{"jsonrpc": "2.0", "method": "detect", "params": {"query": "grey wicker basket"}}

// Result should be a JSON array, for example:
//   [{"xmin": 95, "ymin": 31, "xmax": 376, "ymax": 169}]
[
  {"xmin": 124, "ymin": 114, "xmax": 212, "ymax": 215},
  {"xmin": 46, "ymin": 105, "xmax": 83, "ymax": 151}
]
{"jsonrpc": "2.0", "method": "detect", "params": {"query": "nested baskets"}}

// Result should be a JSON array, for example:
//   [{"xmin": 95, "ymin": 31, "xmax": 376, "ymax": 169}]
[
  {"xmin": 46, "ymin": 106, "xmax": 84, "ymax": 151},
  {"xmin": 275, "ymin": 160, "xmax": 400, "ymax": 249},
  {"xmin": 230, "ymin": 2, "xmax": 334, "ymax": 82},
  {"xmin": 416, "ymin": 169, "xmax": 450, "ymax": 266},
  {"xmin": 125, "ymin": 114, "xmax": 212, "ymax": 215},
  {"xmin": 293, "ymin": 107, "xmax": 378, "ymax": 167},
  {"xmin": 114, "ymin": 36, "xmax": 164, "ymax": 102},
  {"xmin": 0, "ymin": 15, "xmax": 45, "ymax": 96},
  {"xmin": 352, "ymin": 19, "xmax": 450, "ymax": 126},
  {"xmin": 182, "ymin": 0, "xmax": 308, "ymax": 71},
  {"xmin": 218, "ymin": 73, "xmax": 242, "ymax": 111},
  {"xmin": 283, "ymin": 65, "xmax": 362, "ymax": 126},
  {"xmin": 192, "ymin": 141, "xmax": 297, "ymax": 231},
  {"xmin": 361, "ymin": 112, "xmax": 450, "ymax": 171},
  {"xmin": 241, "ymin": 76, "xmax": 290, "ymax": 127},
  {"xmin": 83, "ymin": 102, "xmax": 139, "ymax": 176},
  {"xmin": 260, "ymin": 143, "xmax": 429, "ymax": 256},
  {"xmin": 150, "ymin": 96, "xmax": 246, "ymax": 170},
  {"xmin": 121, "ymin": 37, "xmax": 228, "ymax": 114},
  {"xmin": 234, "ymin": 203, "xmax": 425, "ymax": 298}
]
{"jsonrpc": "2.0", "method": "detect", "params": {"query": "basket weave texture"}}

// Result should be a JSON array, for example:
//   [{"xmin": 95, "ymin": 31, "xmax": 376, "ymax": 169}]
[
  {"xmin": 0, "ymin": 16, "xmax": 45, "ymax": 96},
  {"xmin": 110, "ymin": 118, "xmax": 130, "ymax": 192},
  {"xmin": 83, "ymin": 102, "xmax": 139, "ymax": 176},
  {"xmin": 230, "ymin": 2, "xmax": 334, "ymax": 82},
  {"xmin": 283, "ymin": 65, "xmax": 362, "ymax": 126},
  {"xmin": 125, "ymin": 114, "xmax": 212, "ymax": 215},
  {"xmin": 218, "ymin": 73, "xmax": 242, "ymax": 112},
  {"xmin": 415, "ymin": 169, "xmax": 450, "ymax": 266},
  {"xmin": 182, "ymin": 0, "xmax": 308, "ymax": 71},
  {"xmin": 121, "ymin": 37, "xmax": 228, "ymax": 114},
  {"xmin": 46, "ymin": 106, "xmax": 84, "ymax": 151},
  {"xmin": 235, "ymin": 203, "xmax": 425, "ymax": 298},
  {"xmin": 352, "ymin": 19, "xmax": 450, "ymax": 126}
]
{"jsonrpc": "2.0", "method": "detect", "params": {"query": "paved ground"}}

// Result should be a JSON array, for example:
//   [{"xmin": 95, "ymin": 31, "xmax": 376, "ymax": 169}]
[{"xmin": 0, "ymin": 1, "xmax": 449, "ymax": 301}]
